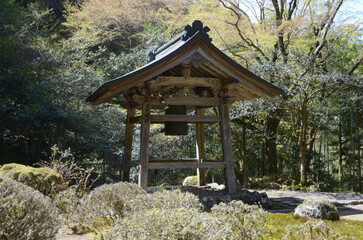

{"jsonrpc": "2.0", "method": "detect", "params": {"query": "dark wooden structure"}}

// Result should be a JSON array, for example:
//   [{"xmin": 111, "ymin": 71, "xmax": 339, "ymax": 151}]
[{"xmin": 86, "ymin": 20, "xmax": 282, "ymax": 193}]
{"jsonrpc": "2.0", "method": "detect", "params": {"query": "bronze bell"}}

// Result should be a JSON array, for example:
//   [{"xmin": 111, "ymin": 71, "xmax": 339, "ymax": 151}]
[{"xmin": 165, "ymin": 105, "xmax": 188, "ymax": 135}]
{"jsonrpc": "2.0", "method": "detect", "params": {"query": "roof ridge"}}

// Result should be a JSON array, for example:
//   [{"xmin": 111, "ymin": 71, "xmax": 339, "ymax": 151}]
[{"xmin": 148, "ymin": 20, "xmax": 212, "ymax": 62}]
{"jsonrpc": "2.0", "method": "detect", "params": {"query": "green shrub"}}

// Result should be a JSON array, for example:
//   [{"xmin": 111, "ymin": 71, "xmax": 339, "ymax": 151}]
[
  {"xmin": 0, "ymin": 163, "xmax": 62, "ymax": 195},
  {"xmin": 283, "ymin": 220, "xmax": 341, "ymax": 239},
  {"xmin": 107, "ymin": 200, "xmax": 267, "ymax": 240},
  {"xmin": 38, "ymin": 145, "xmax": 98, "ymax": 194},
  {"xmin": 68, "ymin": 181, "xmax": 146, "ymax": 233},
  {"xmin": 53, "ymin": 186, "xmax": 80, "ymax": 215},
  {"xmin": 128, "ymin": 189, "xmax": 202, "ymax": 211},
  {"xmin": 106, "ymin": 208, "xmax": 224, "ymax": 240},
  {"xmin": 211, "ymin": 200, "xmax": 267, "ymax": 239},
  {"xmin": 0, "ymin": 175, "xmax": 60, "ymax": 240}
]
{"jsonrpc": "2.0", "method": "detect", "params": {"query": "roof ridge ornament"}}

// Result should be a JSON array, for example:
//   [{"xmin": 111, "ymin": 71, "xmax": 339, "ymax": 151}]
[{"xmin": 182, "ymin": 20, "xmax": 212, "ymax": 42}]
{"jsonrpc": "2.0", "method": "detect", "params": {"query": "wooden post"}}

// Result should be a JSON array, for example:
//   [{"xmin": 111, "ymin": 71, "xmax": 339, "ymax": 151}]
[
  {"xmin": 219, "ymin": 97, "xmax": 236, "ymax": 194},
  {"xmin": 138, "ymin": 96, "xmax": 151, "ymax": 190},
  {"xmin": 122, "ymin": 108, "xmax": 135, "ymax": 182},
  {"xmin": 242, "ymin": 116, "xmax": 248, "ymax": 188},
  {"xmin": 196, "ymin": 108, "xmax": 206, "ymax": 186}
]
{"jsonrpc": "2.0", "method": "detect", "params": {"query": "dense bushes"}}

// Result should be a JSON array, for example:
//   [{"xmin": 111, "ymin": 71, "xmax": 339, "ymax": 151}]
[
  {"xmin": 0, "ymin": 163, "xmax": 62, "ymax": 195},
  {"xmin": 107, "ymin": 200, "xmax": 267, "ymax": 240},
  {"xmin": 0, "ymin": 175, "xmax": 60, "ymax": 240},
  {"xmin": 107, "ymin": 208, "xmax": 220, "ymax": 240},
  {"xmin": 128, "ymin": 190, "xmax": 202, "ymax": 211},
  {"xmin": 55, "ymin": 181, "xmax": 146, "ymax": 233},
  {"xmin": 211, "ymin": 201, "xmax": 267, "ymax": 239}
]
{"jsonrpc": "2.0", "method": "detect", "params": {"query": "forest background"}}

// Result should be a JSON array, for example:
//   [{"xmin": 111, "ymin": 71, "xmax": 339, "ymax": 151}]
[{"xmin": 1, "ymin": 0, "xmax": 362, "ymax": 192}]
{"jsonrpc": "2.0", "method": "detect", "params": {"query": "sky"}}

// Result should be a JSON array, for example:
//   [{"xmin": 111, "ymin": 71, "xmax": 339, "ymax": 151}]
[{"xmin": 338, "ymin": 0, "xmax": 363, "ymax": 24}]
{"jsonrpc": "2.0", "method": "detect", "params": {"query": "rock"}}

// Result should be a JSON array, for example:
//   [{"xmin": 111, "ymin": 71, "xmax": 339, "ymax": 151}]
[
  {"xmin": 294, "ymin": 198, "xmax": 339, "ymax": 221},
  {"xmin": 182, "ymin": 176, "xmax": 198, "ymax": 186},
  {"xmin": 265, "ymin": 182, "xmax": 281, "ymax": 189},
  {"xmin": 206, "ymin": 183, "xmax": 225, "ymax": 190}
]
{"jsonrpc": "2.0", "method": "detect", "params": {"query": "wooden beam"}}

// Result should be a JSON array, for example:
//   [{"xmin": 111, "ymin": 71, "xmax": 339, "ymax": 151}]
[
  {"xmin": 151, "ymin": 114, "xmax": 221, "ymax": 123},
  {"xmin": 219, "ymin": 97, "xmax": 236, "ymax": 194},
  {"xmin": 149, "ymin": 159, "xmax": 198, "ymax": 163},
  {"xmin": 127, "ymin": 160, "xmax": 224, "ymax": 169},
  {"xmin": 149, "ymin": 161, "xmax": 225, "ymax": 169},
  {"xmin": 165, "ymin": 96, "xmax": 220, "ymax": 106},
  {"xmin": 129, "ymin": 115, "xmax": 221, "ymax": 124},
  {"xmin": 122, "ymin": 108, "xmax": 135, "ymax": 181},
  {"xmin": 138, "ymin": 96, "xmax": 151, "ymax": 190},
  {"xmin": 151, "ymin": 76, "xmax": 221, "ymax": 89},
  {"xmin": 92, "ymin": 46, "xmax": 199, "ymax": 105},
  {"xmin": 196, "ymin": 108, "xmax": 206, "ymax": 186},
  {"xmin": 197, "ymin": 46, "xmax": 274, "ymax": 98}
]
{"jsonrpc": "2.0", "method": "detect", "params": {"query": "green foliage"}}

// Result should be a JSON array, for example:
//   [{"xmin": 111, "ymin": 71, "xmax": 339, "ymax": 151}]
[
  {"xmin": 211, "ymin": 200, "xmax": 267, "ymax": 239},
  {"xmin": 53, "ymin": 186, "xmax": 80, "ymax": 214},
  {"xmin": 264, "ymin": 213, "xmax": 362, "ymax": 239},
  {"xmin": 0, "ymin": 163, "xmax": 62, "ymax": 195},
  {"xmin": 66, "ymin": 182, "xmax": 146, "ymax": 233},
  {"xmin": 106, "ymin": 208, "xmax": 220, "ymax": 240},
  {"xmin": 38, "ymin": 145, "xmax": 98, "ymax": 194},
  {"xmin": 0, "ymin": 175, "xmax": 60, "ymax": 240},
  {"xmin": 108, "ymin": 200, "xmax": 267, "ymax": 240},
  {"xmin": 128, "ymin": 190, "xmax": 203, "ymax": 212},
  {"xmin": 283, "ymin": 220, "xmax": 340, "ymax": 240}
]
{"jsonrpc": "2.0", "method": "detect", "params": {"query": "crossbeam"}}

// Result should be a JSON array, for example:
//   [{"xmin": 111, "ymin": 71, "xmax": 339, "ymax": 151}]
[
  {"xmin": 151, "ymin": 76, "xmax": 221, "ymax": 89},
  {"xmin": 129, "ymin": 115, "xmax": 221, "ymax": 124},
  {"xmin": 127, "ymin": 161, "xmax": 225, "ymax": 169}
]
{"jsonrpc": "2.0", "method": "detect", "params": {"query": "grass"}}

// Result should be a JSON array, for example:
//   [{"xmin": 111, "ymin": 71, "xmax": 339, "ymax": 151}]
[{"xmin": 264, "ymin": 212, "xmax": 363, "ymax": 239}]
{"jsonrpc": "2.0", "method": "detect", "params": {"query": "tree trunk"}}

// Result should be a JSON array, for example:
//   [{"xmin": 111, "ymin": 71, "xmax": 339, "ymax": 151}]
[
  {"xmin": 242, "ymin": 117, "xmax": 248, "ymax": 188},
  {"xmin": 354, "ymin": 104, "xmax": 361, "ymax": 192},
  {"xmin": 307, "ymin": 126, "xmax": 318, "ymax": 174},
  {"xmin": 338, "ymin": 120, "xmax": 343, "ymax": 191},
  {"xmin": 350, "ymin": 109, "xmax": 354, "ymax": 191},
  {"xmin": 265, "ymin": 116, "xmax": 281, "ymax": 175},
  {"xmin": 299, "ymin": 105, "xmax": 308, "ymax": 185},
  {"xmin": 326, "ymin": 135, "xmax": 330, "ymax": 180}
]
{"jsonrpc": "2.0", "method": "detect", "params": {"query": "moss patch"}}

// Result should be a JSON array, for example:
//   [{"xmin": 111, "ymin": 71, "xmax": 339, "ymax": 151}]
[
  {"xmin": 264, "ymin": 212, "xmax": 363, "ymax": 239},
  {"xmin": 0, "ymin": 163, "xmax": 62, "ymax": 195}
]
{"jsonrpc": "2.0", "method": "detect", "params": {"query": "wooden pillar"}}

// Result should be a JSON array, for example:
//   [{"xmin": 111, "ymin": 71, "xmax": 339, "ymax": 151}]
[
  {"xmin": 138, "ymin": 96, "xmax": 151, "ymax": 190},
  {"xmin": 219, "ymin": 98, "xmax": 236, "ymax": 194},
  {"xmin": 196, "ymin": 108, "xmax": 206, "ymax": 186},
  {"xmin": 122, "ymin": 108, "xmax": 135, "ymax": 182}
]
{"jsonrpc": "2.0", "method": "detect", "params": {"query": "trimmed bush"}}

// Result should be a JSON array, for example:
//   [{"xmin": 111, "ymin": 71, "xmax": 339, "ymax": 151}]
[
  {"xmin": 67, "ymin": 181, "xmax": 146, "ymax": 233},
  {"xmin": 211, "ymin": 200, "xmax": 267, "ymax": 239},
  {"xmin": 128, "ymin": 189, "xmax": 203, "ymax": 211},
  {"xmin": 106, "ymin": 208, "xmax": 224, "ymax": 240},
  {"xmin": 0, "ymin": 163, "xmax": 62, "ymax": 195},
  {"xmin": 0, "ymin": 175, "xmax": 60, "ymax": 240},
  {"xmin": 107, "ymin": 200, "xmax": 267, "ymax": 240},
  {"xmin": 53, "ymin": 186, "xmax": 80, "ymax": 215}
]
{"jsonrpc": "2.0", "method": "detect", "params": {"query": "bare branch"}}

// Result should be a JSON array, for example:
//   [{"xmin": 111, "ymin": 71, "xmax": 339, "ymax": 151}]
[
  {"xmin": 313, "ymin": 0, "xmax": 344, "ymax": 56},
  {"xmin": 348, "ymin": 55, "xmax": 363, "ymax": 75}
]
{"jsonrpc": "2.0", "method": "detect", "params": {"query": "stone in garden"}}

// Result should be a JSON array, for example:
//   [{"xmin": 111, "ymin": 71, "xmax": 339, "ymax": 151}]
[
  {"xmin": 294, "ymin": 198, "xmax": 339, "ymax": 221},
  {"xmin": 182, "ymin": 176, "xmax": 198, "ymax": 186}
]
